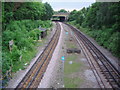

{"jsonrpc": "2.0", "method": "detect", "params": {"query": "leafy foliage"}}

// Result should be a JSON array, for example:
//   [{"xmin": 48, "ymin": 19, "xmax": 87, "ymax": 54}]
[
  {"xmin": 68, "ymin": 2, "xmax": 120, "ymax": 58},
  {"xmin": 2, "ymin": 20, "xmax": 52, "ymax": 86},
  {"xmin": 13, "ymin": 2, "xmax": 45, "ymax": 20},
  {"xmin": 43, "ymin": 2, "xmax": 54, "ymax": 20},
  {"xmin": 58, "ymin": 9, "xmax": 68, "ymax": 13},
  {"xmin": 2, "ymin": 2, "xmax": 53, "ymax": 27},
  {"xmin": 2, "ymin": 2, "xmax": 53, "ymax": 86}
]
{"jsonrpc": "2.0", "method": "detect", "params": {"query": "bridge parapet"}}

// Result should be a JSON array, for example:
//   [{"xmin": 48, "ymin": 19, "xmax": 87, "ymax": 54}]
[{"xmin": 52, "ymin": 12, "xmax": 70, "ymax": 22}]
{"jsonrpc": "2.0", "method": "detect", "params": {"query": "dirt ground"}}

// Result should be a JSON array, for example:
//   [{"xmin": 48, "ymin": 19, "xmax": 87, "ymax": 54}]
[
  {"xmin": 39, "ymin": 22, "xmax": 100, "ymax": 88},
  {"xmin": 6, "ymin": 22, "xmax": 118, "ymax": 88},
  {"xmin": 62, "ymin": 23, "xmax": 100, "ymax": 88}
]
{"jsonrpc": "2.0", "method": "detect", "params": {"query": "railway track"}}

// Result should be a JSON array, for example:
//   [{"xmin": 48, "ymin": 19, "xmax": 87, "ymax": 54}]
[
  {"xmin": 65, "ymin": 23, "xmax": 120, "ymax": 89},
  {"xmin": 15, "ymin": 22, "xmax": 61, "ymax": 89}
]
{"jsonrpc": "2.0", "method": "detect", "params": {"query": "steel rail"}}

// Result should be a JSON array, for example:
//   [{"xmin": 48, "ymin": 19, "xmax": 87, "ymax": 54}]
[
  {"xmin": 65, "ymin": 23, "xmax": 106, "ymax": 88},
  {"xmin": 15, "ymin": 22, "xmax": 61, "ymax": 89},
  {"xmin": 28, "ymin": 22, "xmax": 61, "ymax": 88},
  {"xmin": 65, "ymin": 23, "xmax": 120, "ymax": 89}
]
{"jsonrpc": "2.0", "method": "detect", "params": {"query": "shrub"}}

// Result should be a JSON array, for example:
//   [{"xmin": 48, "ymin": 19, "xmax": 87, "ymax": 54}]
[{"xmin": 2, "ymin": 20, "xmax": 52, "ymax": 86}]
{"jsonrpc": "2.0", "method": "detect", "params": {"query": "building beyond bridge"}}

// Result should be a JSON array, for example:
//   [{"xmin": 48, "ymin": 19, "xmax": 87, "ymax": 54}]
[{"xmin": 51, "ymin": 12, "xmax": 70, "ymax": 22}]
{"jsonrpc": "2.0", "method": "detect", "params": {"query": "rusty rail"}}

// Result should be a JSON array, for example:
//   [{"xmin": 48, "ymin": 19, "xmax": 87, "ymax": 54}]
[
  {"xmin": 65, "ymin": 23, "xmax": 120, "ymax": 89},
  {"xmin": 15, "ymin": 22, "xmax": 61, "ymax": 89}
]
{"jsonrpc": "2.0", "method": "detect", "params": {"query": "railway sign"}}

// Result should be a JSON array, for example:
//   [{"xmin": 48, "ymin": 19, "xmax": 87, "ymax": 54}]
[
  {"xmin": 61, "ymin": 56, "xmax": 65, "ymax": 61},
  {"xmin": 66, "ymin": 32, "xmax": 68, "ymax": 35}
]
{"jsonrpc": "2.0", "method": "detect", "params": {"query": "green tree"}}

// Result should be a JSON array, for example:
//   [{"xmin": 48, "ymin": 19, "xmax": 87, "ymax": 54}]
[
  {"xmin": 58, "ymin": 9, "xmax": 68, "ymax": 13},
  {"xmin": 13, "ymin": 2, "xmax": 46, "ymax": 20},
  {"xmin": 2, "ymin": 2, "xmax": 54, "ymax": 86},
  {"xmin": 68, "ymin": 2, "xmax": 120, "ymax": 58},
  {"xmin": 44, "ymin": 2, "xmax": 53, "ymax": 20},
  {"xmin": 68, "ymin": 10, "xmax": 78, "ymax": 21}
]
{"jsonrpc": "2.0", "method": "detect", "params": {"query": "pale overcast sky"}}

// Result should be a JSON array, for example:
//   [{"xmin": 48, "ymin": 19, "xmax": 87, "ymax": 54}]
[{"xmin": 42, "ymin": 0, "xmax": 96, "ymax": 11}]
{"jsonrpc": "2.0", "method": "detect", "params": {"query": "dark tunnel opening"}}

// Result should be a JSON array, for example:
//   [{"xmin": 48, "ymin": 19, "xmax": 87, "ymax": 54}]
[
  {"xmin": 52, "ymin": 16, "xmax": 66, "ymax": 22},
  {"xmin": 59, "ymin": 16, "xmax": 65, "ymax": 22}
]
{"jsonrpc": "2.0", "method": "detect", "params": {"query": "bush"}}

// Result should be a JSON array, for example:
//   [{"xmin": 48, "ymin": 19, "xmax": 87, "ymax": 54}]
[
  {"xmin": 2, "ymin": 20, "xmax": 52, "ymax": 86},
  {"xmin": 79, "ymin": 27, "xmax": 120, "ymax": 58}
]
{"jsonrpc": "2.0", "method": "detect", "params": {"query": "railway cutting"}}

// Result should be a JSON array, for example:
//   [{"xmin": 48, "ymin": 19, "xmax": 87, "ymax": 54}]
[{"xmin": 15, "ymin": 22, "xmax": 61, "ymax": 89}]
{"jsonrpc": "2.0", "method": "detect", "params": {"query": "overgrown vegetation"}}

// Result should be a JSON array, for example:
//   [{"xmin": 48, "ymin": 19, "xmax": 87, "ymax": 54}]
[
  {"xmin": 54, "ymin": 9, "xmax": 68, "ymax": 14},
  {"xmin": 2, "ymin": 2, "xmax": 53, "ymax": 86},
  {"xmin": 2, "ymin": 2, "xmax": 53, "ymax": 29},
  {"xmin": 68, "ymin": 2, "xmax": 120, "ymax": 58},
  {"xmin": 58, "ymin": 9, "xmax": 68, "ymax": 13}
]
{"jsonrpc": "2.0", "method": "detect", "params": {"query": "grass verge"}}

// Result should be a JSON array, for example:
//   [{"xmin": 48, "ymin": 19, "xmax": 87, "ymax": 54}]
[
  {"xmin": 64, "ymin": 77, "xmax": 83, "ymax": 88},
  {"xmin": 64, "ymin": 54, "xmax": 83, "ymax": 88}
]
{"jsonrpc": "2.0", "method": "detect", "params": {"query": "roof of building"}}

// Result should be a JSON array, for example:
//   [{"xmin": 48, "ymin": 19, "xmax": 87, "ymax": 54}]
[{"xmin": 38, "ymin": 26, "xmax": 46, "ymax": 31}]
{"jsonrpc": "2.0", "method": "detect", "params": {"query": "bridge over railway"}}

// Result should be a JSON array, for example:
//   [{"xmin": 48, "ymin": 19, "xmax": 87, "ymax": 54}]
[{"xmin": 51, "ymin": 12, "xmax": 70, "ymax": 22}]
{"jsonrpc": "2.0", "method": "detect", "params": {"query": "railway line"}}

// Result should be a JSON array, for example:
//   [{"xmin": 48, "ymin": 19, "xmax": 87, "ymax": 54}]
[
  {"xmin": 65, "ymin": 23, "xmax": 120, "ymax": 89},
  {"xmin": 15, "ymin": 22, "xmax": 61, "ymax": 89},
  {"xmin": 14, "ymin": 21, "xmax": 119, "ymax": 89}
]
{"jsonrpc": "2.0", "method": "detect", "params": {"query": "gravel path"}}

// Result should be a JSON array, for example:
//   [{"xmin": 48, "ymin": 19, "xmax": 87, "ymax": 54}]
[
  {"xmin": 63, "ymin": 23, "xmax": 100, "ymax": 88},
  {"xmin": 38, "ymin": 22, "xmax": 65, "ymax": 88},
  {"xmin": 39, "ymin": 22, "xmax": 101, "ymax": 88}
]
